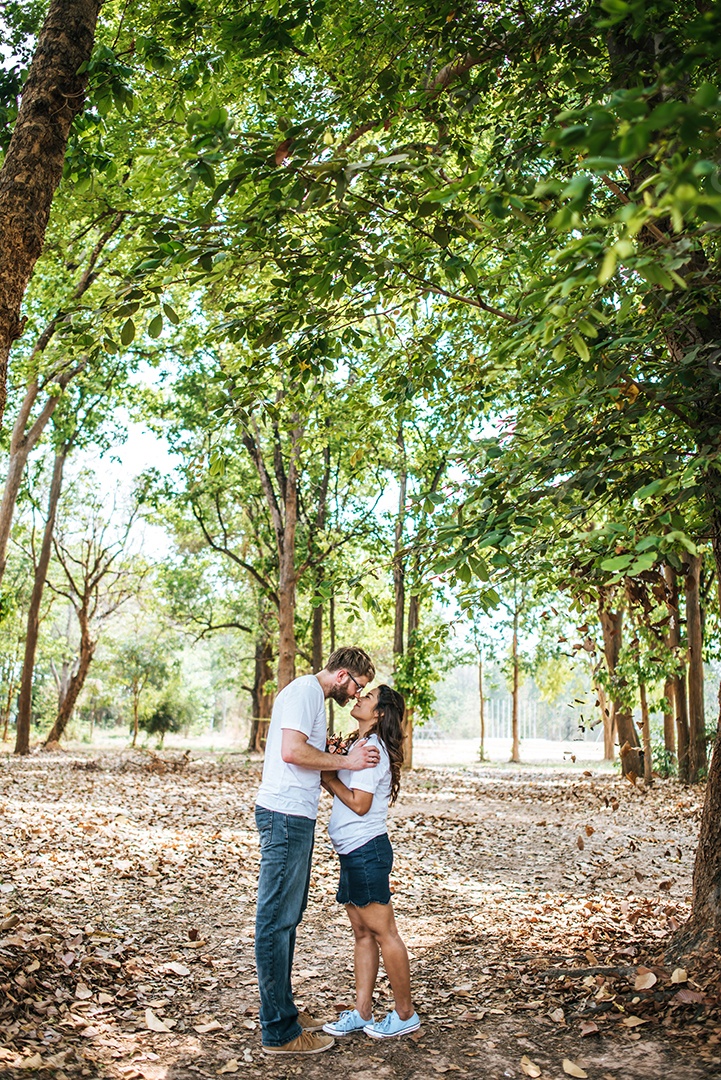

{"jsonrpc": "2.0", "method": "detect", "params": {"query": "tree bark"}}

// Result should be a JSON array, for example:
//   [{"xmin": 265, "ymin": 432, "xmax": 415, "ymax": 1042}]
[
  {"xmin": 247, "ymin": 633, "xmax": 274, "ymax": 753},
  {"xmin": 478, "ymin": 652, "xmax": 486, "ymax": 762},
  {"xmin": 402, "ymin": 593, "xmax": 420, "ymax": 772},
  {"xmin": 0, "ymin": 0, "xmax": 101, "ymax": 429},
  {"xmin": 686, "ymin": 683, "xmax": 721, "ymax": 951},
  {"xmin": 638, "ymin": 681, "xmax": 653, "ymax": 786},
  {"xmin": 685, "ymin": 519, "xmax": 721, "ymax": 947},
  {"xmin": 312, "ymin": 604, "xmax": 323, "ymax": 673},
  {"xmin": 45, "ymin": 621, "xmax": 95, "ymax": 744},
  {"xmin": 310, "ymin": 442, "xmax": 330, "ymax": 676},
  {"xmin": 684, "ymin": 553, "xmax": 707, "ymax": 783},
  {"xmin": 0, "ymin": 371, "xmax": 76, "ymax": 585},
  {"xmin": 510, "ymin": 602, "xmax": 521, "ymax": 763},
  {"xmin": 393, "ymin": 425, "xmax": 407, "ymax": 659},
  {"xmin": 14, "ymin": 448, "xmax": 66, "ymax": 754},
  {"xmin": 276, "ymin": 428, "xmax": 299, "ymax": 690},
  {"xmin": 595, "ymin": 673, "xmax": 615, "ymax": 760},
  {"xmin": 663, "ymin": 562, "xmax": 689, "ymax": 781},
  {"xmin": 131, "ymin": 687, "xmax": 140, "ymax": 748},
  {"xmin": 328, "ymin": 594, "xmax": 336, "ymax": 736},
  {"xmin": 242, "ymin": 419, "xmax": 300, "ymax": 691},
  {"xmin": 1, "ymin": 645, "xmax": 20, "ymax": 741},
  {"xmin": 598, "ymin": 591, "xmax": 642, "ymax": 776},
  {"xmin": 663, "ymin": 677, "xmax": 677, "ymax": 759}
]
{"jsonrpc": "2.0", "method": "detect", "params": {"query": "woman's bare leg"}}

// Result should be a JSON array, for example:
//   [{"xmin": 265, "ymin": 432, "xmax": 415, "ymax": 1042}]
[
  {"xmin": 345, "ymin": 904, "xmax": 378, "ymax": 1019},
  {"xmin": 346, "ymin": 901, "xmax": 414, "ymax": 1019}
]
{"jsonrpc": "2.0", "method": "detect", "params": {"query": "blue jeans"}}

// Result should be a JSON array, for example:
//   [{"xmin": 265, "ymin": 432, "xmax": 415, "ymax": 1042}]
[{"xmin": 255, "ymin": 807, "xmax": 316, "ymax": 1047}]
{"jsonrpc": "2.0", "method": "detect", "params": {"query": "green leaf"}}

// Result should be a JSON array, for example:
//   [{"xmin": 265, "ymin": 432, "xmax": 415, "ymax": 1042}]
[
  {"xmin": 634, "ymin": 478, "xmax": 666, "ymax": 499},
  {"xmin": 148, "ymin": 314, "xmax": 163, "ymax": 338},
  {"xmin": 162, "ymin": 303, "xmax": 180, "ymax": 325},
  {"xmin": 693, "ymin": 82, "xmax": 718, "ymax": 109},
  {"xmin": 628, "ymin": 552, "xmax": 657, "ymax": 574},
  {"xmin": 571, "ymin": 333, "xmax": 590, "ymax": 362},
  {"xmin": 120, "ymin": 318, "xmax": 136, "ymax": 346},
  {"xmin": 598, "ymin": 249, "xmax": 617, "ymax": 284},
  {"xmin": 600, "ymin": 554, "xmax": 634, "ymax": 572}
]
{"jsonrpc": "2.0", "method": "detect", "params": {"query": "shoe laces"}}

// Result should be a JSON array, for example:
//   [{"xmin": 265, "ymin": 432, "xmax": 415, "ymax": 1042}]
[{"xmin": 378, "ymin": 1012, "xmax": 395, "ymax": 1031}]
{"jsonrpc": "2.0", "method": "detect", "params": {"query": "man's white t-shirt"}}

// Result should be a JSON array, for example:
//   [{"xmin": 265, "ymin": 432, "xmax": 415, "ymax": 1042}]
[
  {"xmin": 256, "ymin": 675, "xmax": 327, "ymax": 820},
  {"xmin": 327, "ymin": 734, "xmax": 391, "ymax": 855}
]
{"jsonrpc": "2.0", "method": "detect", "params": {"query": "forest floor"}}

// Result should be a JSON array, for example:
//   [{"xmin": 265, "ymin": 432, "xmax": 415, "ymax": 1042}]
[{"xmin": 1, "ymin": 747, "xmax": 720, "ymax": 1080}]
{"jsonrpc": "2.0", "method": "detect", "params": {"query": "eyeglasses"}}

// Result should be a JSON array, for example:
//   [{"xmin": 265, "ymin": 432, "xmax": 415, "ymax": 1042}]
[{"xmin": 345, "ymin": 672, "xmax": 365, "ymax": 694}]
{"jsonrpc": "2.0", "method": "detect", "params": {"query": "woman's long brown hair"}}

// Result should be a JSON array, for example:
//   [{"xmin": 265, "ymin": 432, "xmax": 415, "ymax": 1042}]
[{"xmin": 368, "ymin": 685, "xmax": 405, "ymax": 805}]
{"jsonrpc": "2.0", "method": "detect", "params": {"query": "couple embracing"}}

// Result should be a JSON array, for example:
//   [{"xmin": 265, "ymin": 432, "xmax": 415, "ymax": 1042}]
[{"xmin": 254, "ymin": 646, "xmax": 420, "ymax": 1055}]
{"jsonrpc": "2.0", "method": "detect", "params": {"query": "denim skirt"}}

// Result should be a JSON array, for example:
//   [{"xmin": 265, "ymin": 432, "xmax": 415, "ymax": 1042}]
[{"xmin": 336, "ymin": 833, "xmax": 393, "ymax": 907}]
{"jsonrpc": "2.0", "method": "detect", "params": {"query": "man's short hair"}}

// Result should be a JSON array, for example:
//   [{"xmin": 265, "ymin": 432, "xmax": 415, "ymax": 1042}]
[{"xmin": 326, "ymin": 646, "xmax": 375, "ymax": 681}]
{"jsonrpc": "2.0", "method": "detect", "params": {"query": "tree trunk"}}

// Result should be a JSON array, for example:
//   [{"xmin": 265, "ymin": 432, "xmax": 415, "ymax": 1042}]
[
  {"xmin": 312, "ymin": 603, "xmax": 323, "ymax": 673},
  {"xmin": 328, "ymin": 594, "xmax": 336, "ymax": 736},
  {"xmin": 0, "ymin": 0, "xmax": 101, "ymax": 429},
  {"xmin": 243, "ymin": 420, "xmax": 300, "ymax": 692},
  {"xmin": 132, "ymin": 690, "xmax": 140, "ymax": 747},
  {"xmin": 663, "ymin": 677, "xmax": 677, "ymax": 760},
  {"xmin": 14, "ymin": 448, "xmax": 66, "ymax": 754},
  {"xmin": 686, "ymin": 683, "xmax": 721, "ymax": 951},
  {"xmin": 685, "ymin": 553, "xmax": 707, "ymax": 783},
  {"xmin": 393, "ymin": 425, "xmax": 407, "ymax": 659},
  {"xmin": 45, "ymin": 621, "xmax": 95, "ymax": 745},
  {"xmin": 638, "ymin": 682, "xmax": 654, "ymax": 786},
  {"xmin": 478, "ymin": 653, "xmax": 486, "ymax": 762},
  {"xmin": 663, "ymin": 562, "xmax": 689, "ymax": 781},
  {"xmin": 402, "ymin": 593, "xmax": 419, "ymax": 772},
  {"xmin": 247, "ymin": 633, "xmax": 274, "ymax": 753},
  {"xmin": 276, "ymin": 442, "xmax": 298, "ymax": 690},
  {"xmin": 510, "ymin": 604, "xmax": 521, "ymax": 763},
  {"xmin": 685, "ymin": 519, "xmax": 721, "ymax": 947},
  {"xmin": 598, "ymin": 592, "xmax": 642, "ymax": 776},
  {"xmin": 595, "ymin": 674, "xmax": 615, "ymax": 760}
]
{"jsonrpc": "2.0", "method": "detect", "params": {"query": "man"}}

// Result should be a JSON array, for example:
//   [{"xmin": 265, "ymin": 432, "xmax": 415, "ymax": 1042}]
[{"xmin": 254, "ymin": 646, "xmax": 378, "ymax": 1055}]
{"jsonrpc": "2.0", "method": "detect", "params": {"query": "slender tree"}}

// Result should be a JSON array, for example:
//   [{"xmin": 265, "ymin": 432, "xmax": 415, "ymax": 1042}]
[{"xmin": 0, "ymin": 0, "xmax": 101, "ymax": 428}]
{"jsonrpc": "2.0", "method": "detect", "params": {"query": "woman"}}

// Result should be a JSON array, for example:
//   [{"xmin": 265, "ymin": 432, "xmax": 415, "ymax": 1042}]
[{"xmin": 321, "ymin": 685, "xmax": 420, "ymax": 1039}]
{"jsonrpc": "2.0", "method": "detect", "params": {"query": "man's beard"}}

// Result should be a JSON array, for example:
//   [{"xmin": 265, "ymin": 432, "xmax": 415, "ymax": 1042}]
[{"xmin": 329, "ymin": 680, "xmax": 354, "ymax": 706}]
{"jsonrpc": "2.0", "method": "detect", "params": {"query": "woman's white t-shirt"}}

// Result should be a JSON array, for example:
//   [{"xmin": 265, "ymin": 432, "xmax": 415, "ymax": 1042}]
[{"xmin": 328, "ymin": 734, "xmax": 391, "ymax": 855}]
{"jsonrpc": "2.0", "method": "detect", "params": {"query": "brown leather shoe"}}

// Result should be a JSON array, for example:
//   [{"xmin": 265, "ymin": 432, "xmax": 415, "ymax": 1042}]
[
  {"xmin": 298, "ymin": 1009, "xmax": 325, "ymax": 1032},
  {"xmin": 262, "ymin": 1031, "xmax": 334, "ymax": 1055}
]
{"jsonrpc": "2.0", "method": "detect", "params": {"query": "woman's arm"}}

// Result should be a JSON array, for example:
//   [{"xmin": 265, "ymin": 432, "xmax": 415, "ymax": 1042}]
[{"xmin": 322, "ymin": 772, "xmax": 373, "ymax": 816}]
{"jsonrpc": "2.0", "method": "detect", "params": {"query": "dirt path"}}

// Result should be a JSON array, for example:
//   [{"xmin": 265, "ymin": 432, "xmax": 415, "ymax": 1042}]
[{"xmin": 0, "ymin": 751, "xmax": 718, "ymax": 1079}]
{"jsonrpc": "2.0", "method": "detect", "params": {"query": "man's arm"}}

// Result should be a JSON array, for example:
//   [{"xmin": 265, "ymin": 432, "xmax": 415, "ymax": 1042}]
[
  {"xmin": 321, "ymin": 771, "xmax": 373, "ymax": 816},
  {"xmin": 281, "ymin": 729, "xmax": 380, "ymax": 772}
]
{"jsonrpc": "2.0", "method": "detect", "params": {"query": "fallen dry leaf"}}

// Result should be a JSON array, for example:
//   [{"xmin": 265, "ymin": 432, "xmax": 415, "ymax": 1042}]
[
  {"xmin": 579, "ymin": 1021, "xmax": 599, "ymax": 1036},
  {"xmin": 20, "ymin": 1053, "xmax": 44, "ymax": 1069},
  {"xmin": 671, "ymin": 967, "xmax": 688, "ymax": 984},
  {"xmin": 145, "ymin": 1008, "xmax": 172, "ymax": 1033},
  {"xmin": 562, "ymin": 1060, "xmax": 588, "ymax": 1078},
  {"xmin": 550, "ymin": 1008, "xmax": 565, "ymax": 1023},
  {"xmin": 164, "ymin": 961, "xmax": 191, "ymax": 977},
  {"xmin": 521, "ymin": 1054, "xmax": 542, "ymax": 1077},
  {"xmin": 218, "ymin": 1061, "xmax": 239, "ymax": 1075},
  {"xmin": 634, "ymin": 970, "xmax": 657, "ymax": 991},
  {"xmin": 673, "ymin": 988, "xmax": 706, "ymax": 1004},
  {"xmin": 622, "ymin": 1016, "xmax": 649, "ymax": 1027},
  {"xmin": 193, "ymin": 1020, "xmax": 223, "ymax": 1033}
]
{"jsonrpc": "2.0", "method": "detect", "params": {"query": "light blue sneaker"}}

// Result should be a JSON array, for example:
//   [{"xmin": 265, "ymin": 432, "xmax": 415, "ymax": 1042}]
[
  {"xmin": 323, "ymin": 1009, "xmax": 373, "ymax": 1036},
  {"xmin": 364, "ymin": 1009, "xmax": 421, "ymax": 1039}
]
